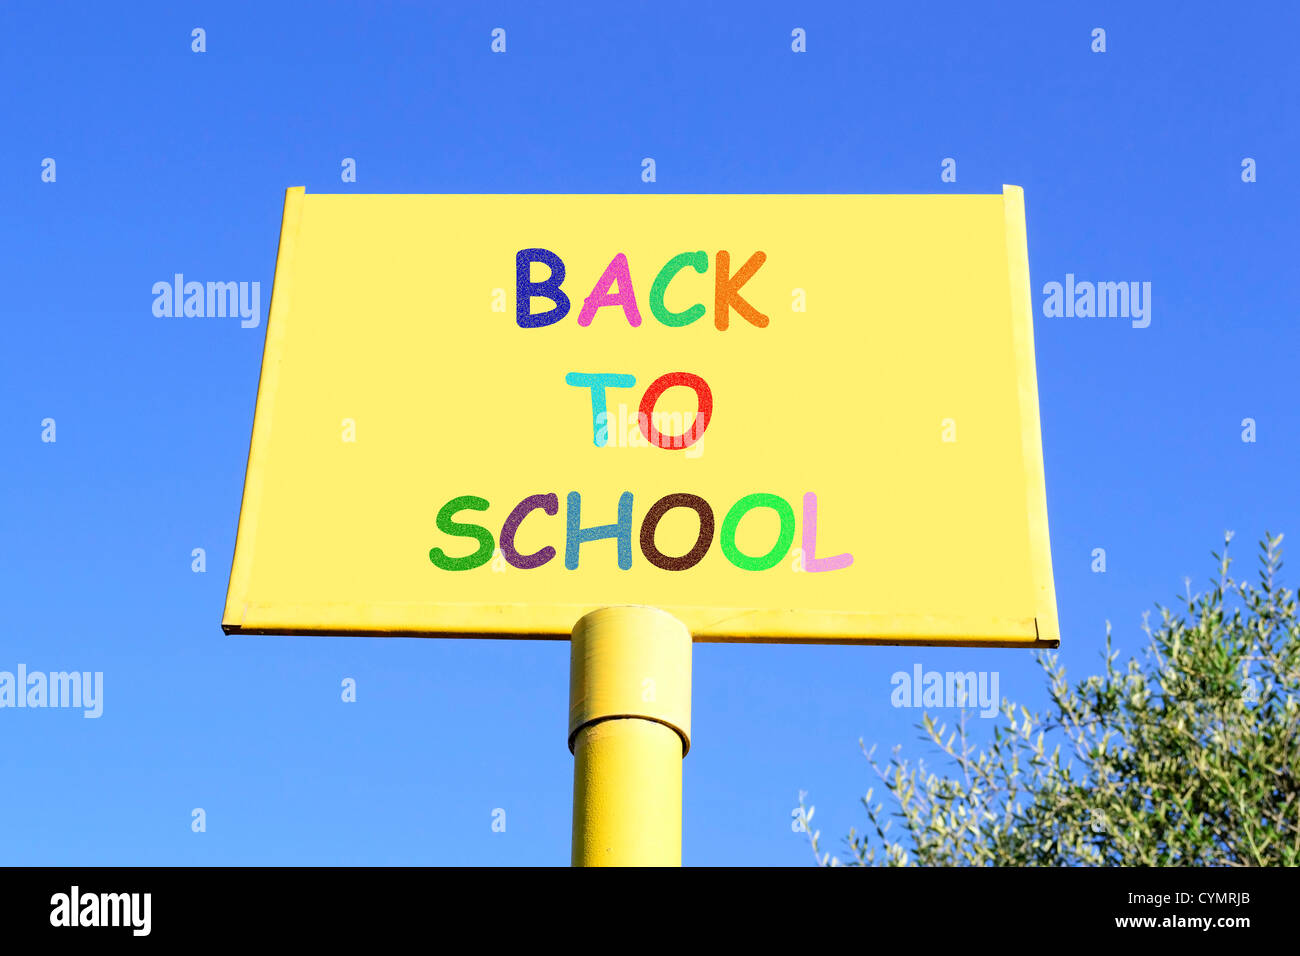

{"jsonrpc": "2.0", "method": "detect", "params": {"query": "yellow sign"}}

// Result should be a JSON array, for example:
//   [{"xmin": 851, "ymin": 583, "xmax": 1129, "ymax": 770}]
[{"xmin": 223, "ymin": 187, "xmax": 1058, "ymax": 647}]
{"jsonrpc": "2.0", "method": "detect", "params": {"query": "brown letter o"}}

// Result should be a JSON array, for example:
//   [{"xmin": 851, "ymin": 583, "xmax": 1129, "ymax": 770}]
[{"xmin": 639, "ymin": 493, "xmax": 715, "ymax": 571}]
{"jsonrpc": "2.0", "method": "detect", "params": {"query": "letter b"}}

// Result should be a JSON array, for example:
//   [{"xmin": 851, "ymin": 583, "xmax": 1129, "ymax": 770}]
[{"xmin": 516, "ymin": 249, "xmax": 570, "ymax": 328}]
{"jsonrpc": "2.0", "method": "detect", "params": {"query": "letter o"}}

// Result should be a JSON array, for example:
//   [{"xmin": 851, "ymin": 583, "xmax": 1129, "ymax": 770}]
[
  {"xmin": 639, "ymin": 493, "xmax": 715, "ymax": 570},
  {"xmin": 638, "ymin": 372, "xmax": 713, "ymax": 450},
  {"xmin": 720, "ymin": 493, "xmax": 795, "ymax": 570}
]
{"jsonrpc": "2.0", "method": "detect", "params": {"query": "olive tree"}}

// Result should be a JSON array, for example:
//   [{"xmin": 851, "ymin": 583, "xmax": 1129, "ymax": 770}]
[{"xmin": 799, "ymin": 534, "xmax": 1299, "ymax": 866}]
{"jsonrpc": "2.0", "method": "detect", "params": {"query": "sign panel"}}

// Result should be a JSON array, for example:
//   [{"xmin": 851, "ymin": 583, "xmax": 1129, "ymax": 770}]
[{"xmin": 223, "ymin": 187, "xmax": 1058, "ymax": 646}]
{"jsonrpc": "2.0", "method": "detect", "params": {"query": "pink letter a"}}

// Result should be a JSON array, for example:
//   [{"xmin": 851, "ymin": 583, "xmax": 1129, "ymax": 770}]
[{"xmin": 577, "ymin": 253, "xmax": 643, "ymax": 327}]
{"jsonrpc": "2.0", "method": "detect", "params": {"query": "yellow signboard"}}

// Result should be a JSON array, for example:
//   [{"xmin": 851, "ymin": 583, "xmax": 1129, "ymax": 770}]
[{"xmin": 223, "ymin": 186, "xmax": 1058, "ymax": 647}]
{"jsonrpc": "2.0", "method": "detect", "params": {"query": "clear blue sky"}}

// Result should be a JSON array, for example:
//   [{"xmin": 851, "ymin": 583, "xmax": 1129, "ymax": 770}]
[{"xmin": 2, "ymin": 1, "xmax": 1296, "ymax": 866}]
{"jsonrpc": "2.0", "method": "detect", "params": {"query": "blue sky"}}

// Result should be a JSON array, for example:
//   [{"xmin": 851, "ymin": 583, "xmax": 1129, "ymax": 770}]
[{"xmin": 2, "ymin": 1, "xmax": 1296, "ymax": 866}]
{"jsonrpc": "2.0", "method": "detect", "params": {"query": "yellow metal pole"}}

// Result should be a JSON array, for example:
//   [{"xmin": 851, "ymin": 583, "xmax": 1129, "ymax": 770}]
[{"xmin": 569, "ymin": 606, "xmax": 692, "ymax": 867}]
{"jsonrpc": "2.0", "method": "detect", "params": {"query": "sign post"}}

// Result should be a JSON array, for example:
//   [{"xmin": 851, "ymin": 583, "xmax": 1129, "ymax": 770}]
[
  {"xmin": 224, "ymin": 186, "xmax": 1059, "ymax": 866},
  {"xmin": 569, "ymin": 606, "xmax": 691, "ymax": 866}
]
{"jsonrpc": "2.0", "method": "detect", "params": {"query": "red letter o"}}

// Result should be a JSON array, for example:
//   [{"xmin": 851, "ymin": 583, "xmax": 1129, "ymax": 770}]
[{"xmin": 638, "ymin": 372, "xmax": 713, "ymax": 450}]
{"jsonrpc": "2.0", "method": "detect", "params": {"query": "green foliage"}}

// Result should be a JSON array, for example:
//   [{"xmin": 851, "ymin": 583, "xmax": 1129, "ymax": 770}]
[{"xmin": 799, "ymin": 534, "xmax": 1300, "ymax": 866}]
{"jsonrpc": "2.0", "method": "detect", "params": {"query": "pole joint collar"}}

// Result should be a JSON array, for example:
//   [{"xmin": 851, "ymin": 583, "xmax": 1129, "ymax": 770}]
[{"xmin": 568, "ymin": 606, "xmax": 693, "ymax": 755}]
